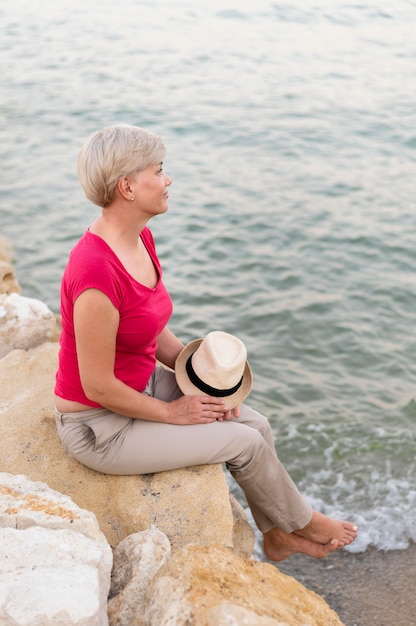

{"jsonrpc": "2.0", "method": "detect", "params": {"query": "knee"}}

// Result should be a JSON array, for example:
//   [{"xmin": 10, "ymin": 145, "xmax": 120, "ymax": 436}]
[
  {"xmin": 239, "ymin": 404, "xmax": 274, "ymax": 441},
  {"xmin": 227, "ymin": 427, "xmax": 267, "ymax": 471}
]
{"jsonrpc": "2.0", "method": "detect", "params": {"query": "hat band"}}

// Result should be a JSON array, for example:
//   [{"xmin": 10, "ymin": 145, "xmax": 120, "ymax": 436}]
[{"xmin": 185, "ymin": 354, "xmax": 243, "ymax": 398}]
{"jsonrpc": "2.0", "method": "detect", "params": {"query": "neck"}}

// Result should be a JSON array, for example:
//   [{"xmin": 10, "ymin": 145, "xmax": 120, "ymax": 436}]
[{"xmin": 90, "ymin": 203, "xmax": 149, "ymax": 248}]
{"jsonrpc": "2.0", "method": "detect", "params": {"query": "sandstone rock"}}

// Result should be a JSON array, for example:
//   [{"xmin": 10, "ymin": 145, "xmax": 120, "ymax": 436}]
[
  {"xmin": 0, "ymin": 235, "xmax": 13, "ymax": 263},
  {"xmin": 0, "ymin": 292, "xmax": 56, "ymax": 357},
  {"xmin": 142, "ymin": 544, "xmax": 345, "ymax": 626},
  {"xmin": 0, "ymin": 526, "xmax": 112, "ymax": 626},
  {"xmin": 207, "ymin": 604, "xmax": 290, "ymax": 625},
  {"xmin": 0, "ymin": 259, "xmax": 21, "ymax": 295},
  {"xmin": 230, "ymin": 494, "xmax": 255, "ymax": 559},
  {"xmin": 0, "ymin": 343, "xmax": 254, "ymax": 556},
  {"xmin": 108, "ymin": 527, "xmax": 171, "ymax": 626}
]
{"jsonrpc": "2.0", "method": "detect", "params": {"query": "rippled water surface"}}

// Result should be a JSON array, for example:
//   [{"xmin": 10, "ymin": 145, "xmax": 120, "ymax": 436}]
[{"xmin": 1, "ymin": 0, "xmax": 416, "ymax": 552}]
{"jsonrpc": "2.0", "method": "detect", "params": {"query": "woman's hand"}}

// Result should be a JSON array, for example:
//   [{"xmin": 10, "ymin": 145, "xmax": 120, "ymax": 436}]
[
  {"xmin": 220, "ymin": 404, "xmax": 240, "ymax": 421},
  {"xmin": 167, "ymin": 395, "xmax": 234, "ymax": 425}
]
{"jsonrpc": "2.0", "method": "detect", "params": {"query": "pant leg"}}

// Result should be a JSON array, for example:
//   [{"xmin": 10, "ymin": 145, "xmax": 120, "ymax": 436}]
[
  {"xmin": 55, "ymin": 366, "xmax": 312, "ymax": 533},
  {"xmin": 229, "ymin": 404, "xmax": 312, "ymax": 533}
]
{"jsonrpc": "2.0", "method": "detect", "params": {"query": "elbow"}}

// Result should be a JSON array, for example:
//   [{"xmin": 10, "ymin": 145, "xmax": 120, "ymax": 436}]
[{"xmin": 81, "ymin": 378, "xmax": 113, "ymax": 406}]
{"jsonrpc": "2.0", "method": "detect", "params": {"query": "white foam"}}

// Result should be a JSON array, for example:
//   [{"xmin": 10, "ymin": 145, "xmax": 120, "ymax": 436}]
[{"xmin": 228, "ymin": 468, "xmax": 416, "ymax": 556}]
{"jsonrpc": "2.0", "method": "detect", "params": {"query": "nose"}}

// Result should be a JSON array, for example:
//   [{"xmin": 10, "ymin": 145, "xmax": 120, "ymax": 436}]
[{"xmin": 164, "ymin": 172, "xmax": 172, "ymax": 186}]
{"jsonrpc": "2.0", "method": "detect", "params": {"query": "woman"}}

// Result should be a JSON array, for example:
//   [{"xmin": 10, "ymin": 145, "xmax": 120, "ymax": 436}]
[{"xmin": 54, "ymin": 123, "xmax": 358, "ymax": 561}]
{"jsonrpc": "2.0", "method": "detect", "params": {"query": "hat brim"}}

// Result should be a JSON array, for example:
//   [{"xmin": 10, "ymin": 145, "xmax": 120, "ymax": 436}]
[{"xmin": 175, "ymin": 338, "xmax": 253, "ymax": 410}]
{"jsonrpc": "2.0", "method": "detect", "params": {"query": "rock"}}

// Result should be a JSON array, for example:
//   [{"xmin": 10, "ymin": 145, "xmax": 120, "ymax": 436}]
[
  {"xmin": 0, "ymin": 259, "xmax": 21, "ymax": 294},
  {"xmin": 230, "ymin": 494, "xmax": 255, "ymax": 559},
  {"xmin": 0, "ymin": 235, "xmax": 13, "ymax": 263},
  {"xmin": 0, "ymin": 292, "xmax": 56, "ymax": 357},
  {"xmin": 0, "ymin": 472, "xmax": 107, "ymax": 543},
  {"xmin": 207, "ymin": 604, "xmax": 289, "ymax": 625},
  {"xmin": 108, "ymin": 527, "xmax": 171, "ymax": 626},
  {"xmin": 0, "ymin": 527, "xmax": 111, "ymax": 626},
  {"xmin": 0, "ymin": 342, "xmax": 58, "ymax": 416},
  {"xmin": 142, "ymin": 544, "xmax": 345, "ymax": 626},
  {"xmin": 0, "ymin": 473, "xmax": 112, "ymax": 626},
  {"xmin": 0, "ymin": 343, "xmax": 254, "ymax": 556}
]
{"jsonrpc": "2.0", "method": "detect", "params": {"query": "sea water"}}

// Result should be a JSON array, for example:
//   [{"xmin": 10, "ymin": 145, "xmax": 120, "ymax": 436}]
[{"xmin": 1, "ymin": 0, "xmax": 416, "ymax": 554}]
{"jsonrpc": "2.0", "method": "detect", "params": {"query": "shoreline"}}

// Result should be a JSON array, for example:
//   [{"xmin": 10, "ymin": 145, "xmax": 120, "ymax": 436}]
[{"xmin": 270, "ymin": 542, "xmax": 416, "ymax": 626}]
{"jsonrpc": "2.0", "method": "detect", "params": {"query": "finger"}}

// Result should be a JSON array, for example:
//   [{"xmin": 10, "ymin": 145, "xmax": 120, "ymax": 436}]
[
  {"xmin": 202, "ymin": 408, "xmax": 228, "ymax": 419},
  {"xmin": 200, "ymin": 396, "xmax": 227, "ymax": 408},
  {"xmin": 198, "ymin": 415, "xmax": 218, "ymax": 424},
  {"xmin": 199, "ymin": 401, "xmax": 229, "ymax": 414}
]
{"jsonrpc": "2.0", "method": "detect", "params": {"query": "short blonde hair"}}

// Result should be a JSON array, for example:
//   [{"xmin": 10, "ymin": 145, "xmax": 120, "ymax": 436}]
[{"xmin": 77, "ymin": 124, "xmax": 166, "ymax": 207}]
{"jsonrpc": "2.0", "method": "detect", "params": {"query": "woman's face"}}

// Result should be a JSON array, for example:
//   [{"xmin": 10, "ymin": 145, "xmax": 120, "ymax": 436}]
[{"xmin": 131, "ymin": 163, "xmax": 172, "ymax": 217}]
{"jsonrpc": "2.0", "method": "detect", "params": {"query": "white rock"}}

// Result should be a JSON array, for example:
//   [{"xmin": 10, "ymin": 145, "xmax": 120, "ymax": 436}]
[
  {"xmin": 0, "ymin": 472, "xmax": 107, "ymax": 544},
  {"xmin": 0, "ymin": 526, "xmax": 112, "ymax": 626},
  {"xmin": 0, "ymin": 293, "xmax": 56, "ymax": 357},
  {"xmin": 108, "ymin": 526, "xmax": 171, "ymax": 626}
]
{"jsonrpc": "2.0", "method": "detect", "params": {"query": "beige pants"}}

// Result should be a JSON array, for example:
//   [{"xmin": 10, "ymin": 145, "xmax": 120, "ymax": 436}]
[{"xmin": 55, "ymin": 366, "xmax": 312, "ymax": 534}]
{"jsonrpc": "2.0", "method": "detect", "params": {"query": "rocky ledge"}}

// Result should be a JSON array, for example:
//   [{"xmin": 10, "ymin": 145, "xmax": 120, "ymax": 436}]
[{"xmin": 0, "ymin": 236, "xmax": 344, "ymax": 625}]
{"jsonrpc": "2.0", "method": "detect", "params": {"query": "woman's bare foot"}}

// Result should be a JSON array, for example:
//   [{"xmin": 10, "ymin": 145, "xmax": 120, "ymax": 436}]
[
  {"xmin": 294, "ymin": 511, "xmax": 358, "ymax": 547},
  {"xmin": 263, "ymin": 526, "xmax": 340, "ymax": 562}
]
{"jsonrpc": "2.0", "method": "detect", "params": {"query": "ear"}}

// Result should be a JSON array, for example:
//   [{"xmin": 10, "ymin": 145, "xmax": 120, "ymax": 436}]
[{"xmin": 116, "ymin": 176, "xmax": 134, "ymax": 201}]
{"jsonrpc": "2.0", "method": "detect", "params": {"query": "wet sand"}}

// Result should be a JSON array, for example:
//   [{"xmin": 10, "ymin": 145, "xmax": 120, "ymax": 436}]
[{"xmin": 271, "ymin": 542, "xmax": 416, "ymax": 626}]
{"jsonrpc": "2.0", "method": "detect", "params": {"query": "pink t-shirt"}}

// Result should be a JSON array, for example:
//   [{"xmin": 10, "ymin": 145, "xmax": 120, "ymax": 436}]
[{"xmin": 54, "ymin": 227, "xmax": 173, "ymax": 407}]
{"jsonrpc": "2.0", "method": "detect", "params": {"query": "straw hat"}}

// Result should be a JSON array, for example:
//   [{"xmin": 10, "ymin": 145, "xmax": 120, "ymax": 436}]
[{"xmin": 175, "ymin": 331, "xmax": 253, "ymax": 409}]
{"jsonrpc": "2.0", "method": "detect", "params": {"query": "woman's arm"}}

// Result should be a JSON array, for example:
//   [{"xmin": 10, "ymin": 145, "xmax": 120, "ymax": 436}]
[
  {"xmin": 155, "ymin": 326, "xmax": 185, "ymax": 370},
  {"xmin": 73, "ymin": 289, "xmax": 228, "ymax": 424}
]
